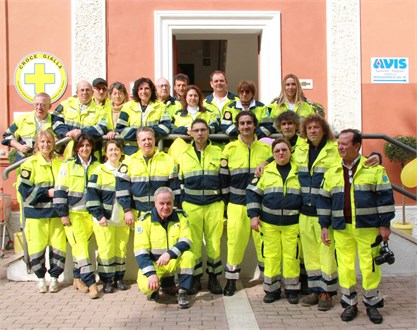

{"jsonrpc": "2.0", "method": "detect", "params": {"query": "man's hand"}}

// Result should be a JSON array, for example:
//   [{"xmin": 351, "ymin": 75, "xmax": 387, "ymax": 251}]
[
  {"xmin": 98, "ymin": 216, "xmax": 107, "ymax": 227},
  {"xmin": 105, "ymin": 131, "xmax": 118, "ymax": 139},
  {"xmin": 321, "ymin": 228, "xmax": 331, "ymax": 246},
  {"xmin": 61, "ymin": 216, "xmax": 71, "ymax": 227},
  {"xmin": 380, "ymin": 226, "xmax": 391, "ymax": 242},
  {"xmin": 65, "ymin": 129, "xmax": 82, "ymax": 139},
  {"xmin": 48, "ymin": 188, "xmax": 54, "ymax": 198},
  {"xmin": 255, "ymin": 161, "xmax": 268, "ymax": 178},
  {"xmin": 124, "ymin": 210, "xmax": 136, "ymax": 225},
  {"xmin": 364, "ymin": 154, "xmax": 380, "ymax": 167},
  {"xmin": 147, "ymin": 274, "xmax": 159, "ymax": 291},
  {"xmin": 251, "ymin": 217, "xmax": 261, "ymax": 232},
  {"xmin": 156, "ymin": 252, "xmax": 171, "ymax": 267}
]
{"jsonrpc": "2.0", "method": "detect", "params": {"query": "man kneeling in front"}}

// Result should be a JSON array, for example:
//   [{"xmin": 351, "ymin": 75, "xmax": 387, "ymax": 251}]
[{"xmin": 135, "ymin": 187, "xmax": 195, "ymax": 308}]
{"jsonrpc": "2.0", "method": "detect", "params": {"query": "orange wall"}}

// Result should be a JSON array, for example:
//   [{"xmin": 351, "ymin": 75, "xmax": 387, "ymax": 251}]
[
  {"xmin": 106, "ymin": 0, "xmax": 327, "ymax": 107},
  {"xmin": 361, "ymin": 0, "xmax": 417, "ymax": 204}
]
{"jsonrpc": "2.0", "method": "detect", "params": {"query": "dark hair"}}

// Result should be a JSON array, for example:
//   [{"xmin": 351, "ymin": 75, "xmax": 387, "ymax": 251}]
[
  {"xmin": 237, "ymin": 80, "xmax": 256, "ymax": 96},
  {"xmin": 339, "ymin": 128, "xmax": 362, "ymax": 146},
  {"xmin": 131, "ymin": 77, "xmax": 157, "ymax": 103},
  {"xmin": 191, "ymin": 118, "xmax": 209, "ymax": 131},
  {"xmin": 174, "ymin": 73, "xmax": 189, "ymax": 84},
  {"xmin": 271, "ymin": 137, "xmax": 292, "ymax": 153},
  {"xmin": 300, "ymin": 114, "xmax": 334, "ymax": 141},
  {"xmin": 235, "ymin": 110, "xmax": 258, "ymax": 127},
  {"xmin": 274, "ymin": 111, "xmax": 301, "ymax": 131},
  {"xmin": 104, "ymin": 139, "xmax": 123, "ymax": 153},
  {"xmin": 109, "ymin": 81, "xmax": 128, "ymax": 101},
  {"xmin": 181, "ymin": 85, "xmax": 206, "ymax": 112},
  {"xmin": 73, "ymin": 133, "xmax": 95, "ymax": 158}
]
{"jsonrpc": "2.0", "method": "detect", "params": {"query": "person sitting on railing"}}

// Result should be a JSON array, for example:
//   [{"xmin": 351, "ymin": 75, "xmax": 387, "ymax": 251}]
[
  {"xmin": 2, "ymin": 93, "xmax": 63, "ymax": 163},
  {"xmin": 171, "ymin": 85, "xmax": 219, "ymax": 135}
]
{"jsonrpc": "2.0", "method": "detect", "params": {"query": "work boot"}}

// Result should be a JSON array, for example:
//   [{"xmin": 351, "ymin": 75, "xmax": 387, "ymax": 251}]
[
  {"xmin": 191, "ymin": 276, "xmax": 202, "ymax": 294},
  {"xmin": 177, "ymin": 289, "xmax": 191, "ymax": 309},
  {"xmin": 223, "ymin": 279, "xmax": 236, "ymax": 296},
  {"xmin": 286, "ymin": 292, "xmax": 299, "ymax": 304},
  {"xmin": 341, "ymin": 305, "xmax": 358, "ymax": 322},
  {"xmin": 73, "ymin": 278, "xmax": 89, "ymax": 293},
  {"xmin": 37, "ymin": 278, "xmax": 47, "ymax": 293},
  {"xmin": 263, "ymin": 290, "xmax": 281, "ymax": 303},
  {"xmin": 147, "ymin": 290, "xmax": 160, "ymax": 301},
  {"xmin": 103, "ymin": 281, "xmax": 114, "ymax": 294},
  {"xmin": 49, "ymin": 277, "xmax": 59, "ymax": 293},
  {"xmin": 208, "ymin": 274, "xmax": 222, "ymax": 294},
  {"xmin": 366, "ymin": 307, "xmax": 383, "ymax": 324},
  {"xmin": 302, "ymin": 292, "xmax": 319, "ymax": 306},
  {"xmin": 318, "ymin": 292, "xmax": 333, "ymax": 311},
  {"xmin": 88, "ymin": 283, "xmax": 99, "ymax": 299},
  {"xmin": 115, "ymin": 279, "xmax": 129, "ymax": 291}
]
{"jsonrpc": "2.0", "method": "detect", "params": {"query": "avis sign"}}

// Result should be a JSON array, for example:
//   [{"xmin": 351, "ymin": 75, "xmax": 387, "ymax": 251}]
[{"xmin": 371, "ymin": 57, "xmax": 408, "ymax": 84}]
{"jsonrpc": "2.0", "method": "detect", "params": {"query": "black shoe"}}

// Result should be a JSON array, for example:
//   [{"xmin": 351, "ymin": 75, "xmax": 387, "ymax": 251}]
[
  {"xmin": 161, "ymin": 286, "xmax": 178, "ymax": 296},
  {"xmin": 263, "ymin": 291, "xmax": 281, "ymax": 303},
  {"xmin": 286, "ymin": 292, "xmax": 299, "ymax": 304},
  {"xmin": 147, "ymin": 290, "xmax": 160, "ymax": 301},
  {"xmin": 341, "ymin": 305, "xmax": 358, "ymax": 322},
  {"xmin": 103, "ymin": 281, "xmax": 114, "ymax": 294},
  {"xmin": 115, "ymin": 279, "xmax": 128, "ymax": 291},
  {"xmin": 223, "ymin": 279, "xmax": 236, "ymax": 296},
  {"xmin": 191, "ymin": 277, "xmax": 202, "ymax": 294},
  {"xmin": 177, "ymin": 289, "xmax": 191, "ymax": 309},
  {"xmin": 208, "ymin": 274, "xmax": 222, "ymax": 294},
  {"xmin": 366, "ymin": 307, "xmax": 383, "ymax": 324}
]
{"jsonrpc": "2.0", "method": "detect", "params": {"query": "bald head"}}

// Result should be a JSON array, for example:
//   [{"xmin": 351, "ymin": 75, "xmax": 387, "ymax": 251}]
[
  {"xmin": 76, "ymin": 80, "xmax": 93, "ymax": 105},
  {"xmin": 156, "ymin": 77, "xmax": 171, "ymax": 101}
]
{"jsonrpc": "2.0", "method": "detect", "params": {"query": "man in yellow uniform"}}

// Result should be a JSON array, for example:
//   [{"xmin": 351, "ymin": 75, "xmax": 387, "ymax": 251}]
[
  {"xmin": 135, "ymin": 187, "xmax": 195, "ymax": 309},
  {"xmin": 318, "ymin": 129, "xmax": 395, "ymax": 324},
  {"xmin": 156, "ymin": 77, "xmax": 182, "ymax": 117}
]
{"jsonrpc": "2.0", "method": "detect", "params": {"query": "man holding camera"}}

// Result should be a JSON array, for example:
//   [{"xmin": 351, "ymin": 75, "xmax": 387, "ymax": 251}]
[{"xmin": 317, "ymin": 129, "xmax": 395, "ymax": 324}]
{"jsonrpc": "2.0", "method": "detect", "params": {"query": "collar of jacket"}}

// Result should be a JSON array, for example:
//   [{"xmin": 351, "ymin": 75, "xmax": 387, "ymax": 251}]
[{"xmin": 151, "ymin": 207, "xmax": 180, "ymax": 223}]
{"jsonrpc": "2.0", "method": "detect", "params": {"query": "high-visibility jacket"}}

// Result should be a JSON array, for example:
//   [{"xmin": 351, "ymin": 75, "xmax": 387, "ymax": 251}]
[
  {"xmin": 295, "ymin": 139, "xmax": 340, "ymax": 214},
  {"xmin": 268, "ymin": 99, "xmax": 314, "ymax": 122},
  {"xmin": 317, "ymin": 156, "xmax": 395, "ymax": 230},
  {"xmin": 172, "ymin": 108, "xmax": 220, "ymax": 135},
  {"xmin": 116, "ymin": 148, "xmax": 179, "ymax": 213},
  {"xmin": 115, "ymin": 100, "xmax": 171, "ymax": 141},
  {"xmin": 86, "ymin": 163, "xmax": 124, "ymax": 223},
  {"xmin": 18, "ymin": 153, "xmax": 62, "ymax": 219},
  {"xmin": 203, "ymin": 92, "xmax": 238, "ymax": 118},
  {"xmin": 246, "ymin": 159, "xmax": 302, "ymax": 226},
  {"xmin": 54, "ymin": 155, "xmax": 100, "ymax": 217},
  {"xmin": 135, "ymin": 208, "xmax": 192, "ymax": 277},
  {"xmin": 162, "ymin": 96, "xmax": 183, "ymax": 118},
  {"xmin": 53, "ymin": 96, "xmax": 108, "ymax": 138},
  {"xmin": 96, "ymin": 98, "xmax": 115, "ymax": 129},
  {"xmin": 221, "ymin": 99, "xmax": 273, "ymax": 138},
  {"xmin": 178, "ymin": 141, "xmax": 222, "ymax": 205},
  {"xmin": 220, "ymin": 136, "xmax": 272, "ymax": 205}
]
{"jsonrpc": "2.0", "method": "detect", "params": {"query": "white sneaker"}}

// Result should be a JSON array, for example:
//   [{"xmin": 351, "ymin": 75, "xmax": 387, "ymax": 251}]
[
  {"xmin": 37, "ymin": 278, "xmax": 47, "ymax": 293},
  {"xmin": 49, "ymin": 277, "xmax": 59, "ymax": 293}
]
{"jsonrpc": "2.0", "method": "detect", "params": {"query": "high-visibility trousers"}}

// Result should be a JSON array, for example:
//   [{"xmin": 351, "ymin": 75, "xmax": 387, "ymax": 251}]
[
  {"xmin": 262, "ymin": 221, "xmax": 300, "ymax": 293},
  {"xmin": 183, "ymin": 200, "xmax": 224, "ymax": 276},
  {"xmin": 137, "ymin": 250, "xmax": 195, "ymax": 295},
  {"xmin": 334, "ymin": 224, "xmax": 383, "ymax": 308},
  {"xmin": 24, "ymin": 217, "xmax": 66, "ymax": 279},
  {"xmin": 93, "ymin": 222, "xmax": 130, "ymax": 283},
  {"xmin": 225, "ymin": 203, "xmax": 263, "ymax": 279},
  {"xmin": 64, "ymin": 210, "xmax": 95, "ymax": 286},
  {"xmin": 299, "ymin": 214, "xmax": 337, "ymax": 293}
]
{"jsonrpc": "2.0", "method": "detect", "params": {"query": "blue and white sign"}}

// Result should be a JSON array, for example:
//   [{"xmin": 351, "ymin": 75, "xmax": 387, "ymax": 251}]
[{"xmin": 371, "ymin": 57, "xmax": 408, "ymax": 83}]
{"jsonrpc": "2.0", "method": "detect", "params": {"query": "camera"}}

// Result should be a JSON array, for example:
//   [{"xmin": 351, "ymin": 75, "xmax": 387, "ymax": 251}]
[{"xmin": 374, "ymin": 238, "xmax": 395, "ymax": 266}]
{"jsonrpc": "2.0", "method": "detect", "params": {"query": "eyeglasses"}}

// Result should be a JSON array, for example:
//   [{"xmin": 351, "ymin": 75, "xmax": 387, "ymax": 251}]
[
  {"xmin": 158, "ymin": 84, "xmax": 169, "ymax": 89},
  {"xmin": 348, "ymin": 169, "xmax": 353, "ymax": 184}
]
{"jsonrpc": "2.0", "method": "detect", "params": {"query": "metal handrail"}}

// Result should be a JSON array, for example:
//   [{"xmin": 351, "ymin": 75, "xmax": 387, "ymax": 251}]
[{"xmin": 362, "ymin": 134, "xmax": 417, "ymax": 156}]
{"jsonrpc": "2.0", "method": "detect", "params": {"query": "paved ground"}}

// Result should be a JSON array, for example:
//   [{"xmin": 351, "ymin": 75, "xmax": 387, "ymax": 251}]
[{"xmin": 0, "ymin": 261, "xmax": 415, "ymax": 330}]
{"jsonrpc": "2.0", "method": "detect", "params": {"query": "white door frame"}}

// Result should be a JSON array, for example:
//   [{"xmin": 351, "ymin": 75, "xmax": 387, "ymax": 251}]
[{"xmin": 154, "ymin": 11, "xmax": 281, "ymax": 103}]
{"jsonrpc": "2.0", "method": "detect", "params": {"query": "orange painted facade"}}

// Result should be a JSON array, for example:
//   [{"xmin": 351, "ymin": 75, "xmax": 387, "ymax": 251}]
[{"xmin": 0, "ymin": 0, "xmax": 415, "ymax": 207}]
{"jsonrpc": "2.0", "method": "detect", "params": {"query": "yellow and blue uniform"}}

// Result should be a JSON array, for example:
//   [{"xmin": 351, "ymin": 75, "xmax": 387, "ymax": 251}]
[
  {"xmin": 54, "ymin": 155, "xmax": 100, "ymax": 286},
  {"xmin": 115, "ymin": 100, "xmax": 171, "ymax": 155},
  {"xmin": 87, "ymin": 162, "xmax": 130, "ymax": 284},
  {"xmin": 135, "ymin": 208, "xmax": 195, "ymax": 295},
  {"xmin": 247, "ymin": 159, "xmax": 302, "ymax": 294},
  {"xmin": 178, "ymin": 141, "xmax": 224, "ymax": 277},
  {"xmin": 221, "ymin": 100, "xmax": 272, "ymax": 138},
  {"xmin": 317, "ymin": 156, "xmax": 395, "ymax": 308},
  {"xmin": 295, "ymin": 138, "xmax": 340, "ymax": 294},
  {"xmin": 220, "ymin": 136, "xmax": 272, "ymax": 279},
  {"xmin": 116, "ymin": 148, "xmax": 179, "ymax": 214},
  {"xmin": 268, "ymin": 99, "xmax": 314, "ymax": 127},
  {"xmin": 172, "ymin": 109, "xmax": 220, "ymax": 135},
  {"xmin": 18, "ymin": 153, "xmax": 65, "ymax": 279},
  {"xmin": 161, "ymin": 96, "xmax": 183, "ymax": 118},
  {"xmin": 203, "ymin": 92, "xmax": 238, "ymax": 118}
]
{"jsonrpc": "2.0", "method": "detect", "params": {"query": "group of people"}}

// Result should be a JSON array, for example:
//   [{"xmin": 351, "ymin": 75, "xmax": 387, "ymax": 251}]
[{"xmin": 2, "ymin": 71, "xmax": 395, "ymax": 322}]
